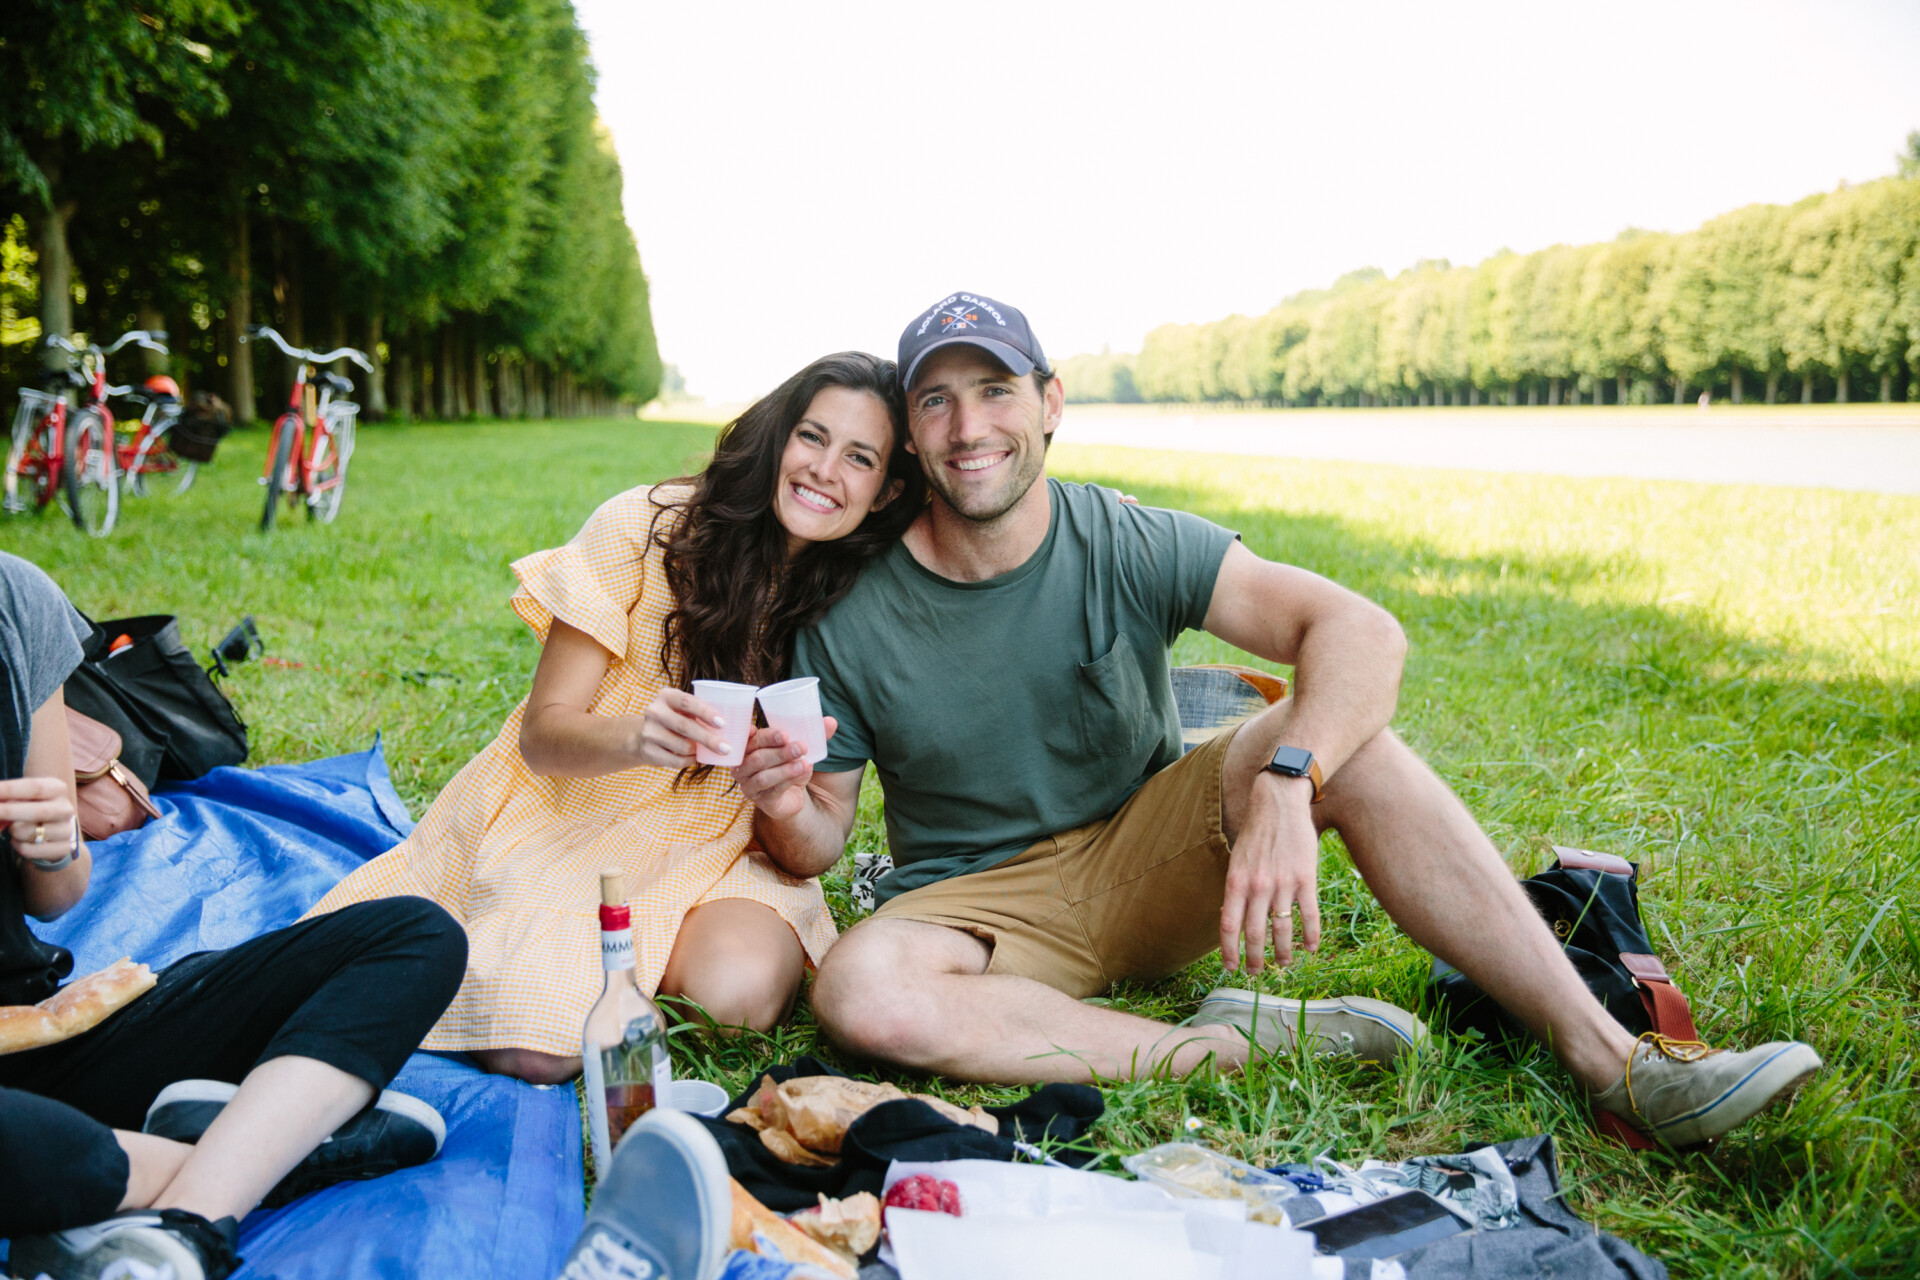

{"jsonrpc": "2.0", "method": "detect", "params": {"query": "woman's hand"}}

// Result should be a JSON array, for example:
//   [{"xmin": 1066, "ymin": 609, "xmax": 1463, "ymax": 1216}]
[
  {"xmin": 2, "ymin": 776, "xmax": 81, "ymax": 869},
  {"xmin": 733, "ymin": 719, "xmax": 837, "ymax": 820},
  {"xmin": 635, "ymin": 688, "xmax": 731, "ymax": 770}
]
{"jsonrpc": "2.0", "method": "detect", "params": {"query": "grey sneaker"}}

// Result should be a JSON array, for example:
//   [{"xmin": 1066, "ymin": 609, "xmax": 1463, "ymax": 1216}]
[
  {"xmin": 1189, "ymin": 988, "xmax": 1427, "ymax": 1062},
  {"xmin": 9, "ymin": 1208, "xmax": 241, "ymax": 1280},
  {"xmin": 556, "ymin": 1107, "xmax": 731, "ymax": 1280},
  {"xmin": 1591, "ymin": 1034, "xmax": 1822, "ymax": 1147}
]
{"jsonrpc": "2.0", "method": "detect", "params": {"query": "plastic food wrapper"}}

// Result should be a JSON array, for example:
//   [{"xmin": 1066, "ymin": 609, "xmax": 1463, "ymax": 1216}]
[
  {"xmin": 1123, "ymin": 1143, "xmax": 1299, "ymax": 1226},
  {"xmin": 729, "ymin": 1074, "xmax": 997, "ymax": 1164},
  {"xmin": 789, "ymin": 1192, "xmax": 881, "ymax": 1266},
  {"xmin": 880, "ymin": 1159, "xmax": 1317, "ymax": 1280}
]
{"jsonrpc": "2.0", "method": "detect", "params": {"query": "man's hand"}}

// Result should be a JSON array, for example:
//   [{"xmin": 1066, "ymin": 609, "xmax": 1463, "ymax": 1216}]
[
  {"xmin": 733, "ymin": 718, "xmax": 837, "ymax": 821},
  {"xmin": 2, "ymin": 776, "xmax": 80, "ymax": 866},
  {"xmin": 1219, "ymin": 773, "xmax": 1322, "ymax": 973}
]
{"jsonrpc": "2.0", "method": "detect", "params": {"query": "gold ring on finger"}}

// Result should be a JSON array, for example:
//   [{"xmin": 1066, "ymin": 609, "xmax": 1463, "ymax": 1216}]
[{"xmin": 31, "ymin": 822, "xmax": 45, "ymax": 844}]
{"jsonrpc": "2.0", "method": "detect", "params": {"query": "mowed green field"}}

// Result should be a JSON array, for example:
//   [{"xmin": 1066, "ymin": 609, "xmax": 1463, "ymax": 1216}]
[{"xmin": 8, "ymin": 418, "xmax": 1916, "ymax": 1277}]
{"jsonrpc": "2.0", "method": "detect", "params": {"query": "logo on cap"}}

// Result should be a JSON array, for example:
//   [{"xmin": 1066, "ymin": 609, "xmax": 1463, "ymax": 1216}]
[{"xmin": 937, "ymin": 305, "xmax": 980, "ymax": 333}]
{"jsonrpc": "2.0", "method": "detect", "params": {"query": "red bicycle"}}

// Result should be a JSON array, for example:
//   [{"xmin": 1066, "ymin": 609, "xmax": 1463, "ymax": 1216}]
[
  {"xmin": 4, "ymin": 329, "xmax": 170, "ymax": 536},
  {"xmin": 245, "ymin": 326, "xmax": 371, "ymax": 531}
]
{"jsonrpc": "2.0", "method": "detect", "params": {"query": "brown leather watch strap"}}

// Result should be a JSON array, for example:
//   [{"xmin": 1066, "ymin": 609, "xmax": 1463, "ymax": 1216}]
[{"xmin": 1306, "ymin": 757, "xmax": 1325, "ymax": 803}]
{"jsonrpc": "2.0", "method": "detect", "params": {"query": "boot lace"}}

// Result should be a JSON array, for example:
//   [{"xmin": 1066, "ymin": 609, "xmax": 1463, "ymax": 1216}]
[{"xmin": 1624, "ymin": 1031, "xmax": 1717, "ymax": 1114}]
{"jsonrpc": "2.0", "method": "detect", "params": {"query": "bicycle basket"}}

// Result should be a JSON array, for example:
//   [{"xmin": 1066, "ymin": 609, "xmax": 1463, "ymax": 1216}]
[{"xmin": 170, "ymin": 393, "xmax": 232, "ymax": 463}]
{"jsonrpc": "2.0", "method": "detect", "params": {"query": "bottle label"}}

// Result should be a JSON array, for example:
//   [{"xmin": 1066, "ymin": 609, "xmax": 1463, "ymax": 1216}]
[{"xmin": 600, "ymin": 927, "xmax": 634, "ymax": 974}]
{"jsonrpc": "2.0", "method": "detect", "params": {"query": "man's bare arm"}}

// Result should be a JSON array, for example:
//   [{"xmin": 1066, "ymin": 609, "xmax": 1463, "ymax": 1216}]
[
  {"xmin": 1200, "ymin": 541, "xmax": 1406, "ymax": 972},
  {"xmin": 1201, "ymin": 541, "xmax": 1406, "ymax": 780},
  {"xmin": 737, "ymin": 730, "xmax": 863, "ymax": 880}
]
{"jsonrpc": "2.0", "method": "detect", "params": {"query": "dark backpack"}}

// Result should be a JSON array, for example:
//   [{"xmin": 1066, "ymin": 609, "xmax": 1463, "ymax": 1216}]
[
  {"xmin": 62, "ymin": 614, "xmax": 248, "ymax": 786},
  {"xmin": 1428, "ymin": 846, "xmax": 1701, "ymax": 1150}
]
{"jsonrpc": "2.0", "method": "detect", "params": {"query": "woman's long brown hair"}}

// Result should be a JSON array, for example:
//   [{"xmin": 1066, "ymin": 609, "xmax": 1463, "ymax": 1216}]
[{"xmin": 649, "ymin": 351, "xmax": 923, "ymax": 701}]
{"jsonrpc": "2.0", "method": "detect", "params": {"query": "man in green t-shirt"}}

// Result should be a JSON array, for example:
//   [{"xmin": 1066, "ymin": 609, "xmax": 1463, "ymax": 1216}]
[{"xmin": 736, "ymin": 292, "xmax": 1819, "ymax": 1148}]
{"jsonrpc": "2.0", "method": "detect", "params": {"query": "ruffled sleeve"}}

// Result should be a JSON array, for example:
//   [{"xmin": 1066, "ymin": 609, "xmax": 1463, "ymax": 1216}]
[{"xmin": 511, "ymin": 486, "xmax": 665, "ymax": 658}]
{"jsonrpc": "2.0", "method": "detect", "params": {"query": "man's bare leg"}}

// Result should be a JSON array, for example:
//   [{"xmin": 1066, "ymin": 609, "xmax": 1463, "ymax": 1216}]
[
  {"xmin": 811, "ymin": 919, "xmax": 1254, "ymax": 1084},
  {"xmin": 1219, "ymin": 708, "xmax": 1637, "ymax": 1090}
]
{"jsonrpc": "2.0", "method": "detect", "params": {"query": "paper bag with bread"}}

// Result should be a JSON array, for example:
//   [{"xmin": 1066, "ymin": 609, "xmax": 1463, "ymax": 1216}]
[{"xmin": 726, "ymin": 1073, "xmax": 997, "ymax": 1167}]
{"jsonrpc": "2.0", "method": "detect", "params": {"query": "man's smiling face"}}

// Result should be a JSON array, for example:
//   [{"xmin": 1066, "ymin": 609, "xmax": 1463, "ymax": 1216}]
[{"xmin": 905, "ymin": 345, "xmax": 1061, "ymax": 523}]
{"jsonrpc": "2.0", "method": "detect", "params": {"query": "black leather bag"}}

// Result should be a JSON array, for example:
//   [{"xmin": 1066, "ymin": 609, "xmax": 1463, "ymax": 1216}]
[
  {"xmin": 62, "ymin": 615, "xmax": 247, "ymax": 785},
  {"xmin": 1429, "ymin": 847, "xmax": 1667, "ymax": 1050}
]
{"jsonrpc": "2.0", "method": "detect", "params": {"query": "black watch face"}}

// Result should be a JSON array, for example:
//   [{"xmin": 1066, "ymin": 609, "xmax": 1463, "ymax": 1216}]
[{"xmin": 1269, "ymin": 745, "xmax": 1314, "ymax": 776}]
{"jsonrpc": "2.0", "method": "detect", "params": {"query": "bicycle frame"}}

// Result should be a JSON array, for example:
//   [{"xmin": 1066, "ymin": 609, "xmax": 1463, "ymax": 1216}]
[{"xmin": 247, "ymin": 326, "xmax": 370, "ymax": 529}]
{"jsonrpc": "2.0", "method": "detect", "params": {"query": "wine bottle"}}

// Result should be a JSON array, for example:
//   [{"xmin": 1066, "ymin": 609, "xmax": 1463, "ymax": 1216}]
[{"xmin": 582, "ymin": 868, "xmax": 672, "ymax": 1175}]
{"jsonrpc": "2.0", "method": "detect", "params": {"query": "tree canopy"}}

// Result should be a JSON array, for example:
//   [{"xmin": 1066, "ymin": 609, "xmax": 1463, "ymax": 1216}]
[
  {"xmin": 1089, "ymin": 173, "xmax": 1920, "ymax": 408},
  {"xmin": 1, "ymin": 0, "xmax": 659, "ymax": 420}
]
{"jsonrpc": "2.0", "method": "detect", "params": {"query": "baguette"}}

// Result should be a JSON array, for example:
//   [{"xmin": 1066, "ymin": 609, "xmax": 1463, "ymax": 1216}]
[
  {"xmin": 0, "ymin": 958, "xmax": 156, "ymax": 1055},
  {"xmin": 728, "ymin": 1179, "xmax": 857, "ymax": 1279}
]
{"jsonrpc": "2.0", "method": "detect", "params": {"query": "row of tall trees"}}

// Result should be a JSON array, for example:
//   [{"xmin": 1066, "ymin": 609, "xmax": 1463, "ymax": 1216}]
[
  {"xmin": 1083, "ymin": 170, "xmax": 1920, "ymax": 408},
  {"xmin": 0, "ymin": 0, "xmax": 660, "ymax": 423}
]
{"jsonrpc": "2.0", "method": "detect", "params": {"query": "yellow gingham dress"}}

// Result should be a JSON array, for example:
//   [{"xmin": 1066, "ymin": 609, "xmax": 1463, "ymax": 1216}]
[{"xmin": 304, "ymin": 485, "xmax": 837, "ymax": 1056}]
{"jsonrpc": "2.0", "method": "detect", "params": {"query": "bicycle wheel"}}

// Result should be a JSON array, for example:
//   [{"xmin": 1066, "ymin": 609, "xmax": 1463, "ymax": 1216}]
[
  {"xmin": 260, "ymin": 413, "xmax": 298, "ymax": 532},
  {"xmin": 125, "ymin": 424, "xmax": 185, "ymax": 498},
  {"xmin": 305, "ymin": 414, "xmax": 354, "ymax": 523},
  {"xmin": 4, "ymin": 406, "xmax": 57, "ymax": 516},
  {"xmin": 62, "ymin": 408, "xmax": 119, "ymax": 536}
]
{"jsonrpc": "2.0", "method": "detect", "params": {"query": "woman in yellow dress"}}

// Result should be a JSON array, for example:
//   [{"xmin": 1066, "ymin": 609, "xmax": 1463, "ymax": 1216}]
[{"xmin": 305, "ymin": 352, "xmax": 922, "ymax": 1083}]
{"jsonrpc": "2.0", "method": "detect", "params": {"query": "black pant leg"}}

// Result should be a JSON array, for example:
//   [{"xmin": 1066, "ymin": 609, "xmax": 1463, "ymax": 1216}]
[
  {"xmin": 0, "ymin": 898, "xmax": 465, "ymax": 1132},
  {"xmin": 0, "ymin": 1087, "xmax": 129, "ymax": 1236}
]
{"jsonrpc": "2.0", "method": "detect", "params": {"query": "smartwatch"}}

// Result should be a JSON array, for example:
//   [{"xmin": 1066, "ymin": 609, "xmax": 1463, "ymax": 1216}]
[{"xmin": 1265, "ymin": 745, "xmax": 1324, "ymax": 803}]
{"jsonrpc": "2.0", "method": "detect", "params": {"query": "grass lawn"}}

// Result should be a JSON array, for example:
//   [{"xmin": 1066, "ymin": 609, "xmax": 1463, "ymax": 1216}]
[{"xmin": 8, "ymin": 417, "xmax": 1916, "ymax": 1277}]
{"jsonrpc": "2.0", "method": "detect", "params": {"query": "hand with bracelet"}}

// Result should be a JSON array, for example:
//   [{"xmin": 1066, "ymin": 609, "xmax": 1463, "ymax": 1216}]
[{"xmin": 2, "ymin": 775, "xmax": 83, "ymax": 872}]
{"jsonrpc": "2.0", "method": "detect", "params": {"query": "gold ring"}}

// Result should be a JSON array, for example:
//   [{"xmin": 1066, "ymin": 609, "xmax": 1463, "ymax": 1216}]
[{"xmin": 31, "ymin": 822, "xmax": 45, "ymax": 844}]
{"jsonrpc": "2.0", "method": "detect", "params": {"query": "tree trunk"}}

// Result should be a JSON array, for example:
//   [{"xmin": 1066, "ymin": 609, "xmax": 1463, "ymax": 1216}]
[
  {"xmin": 413, "ymin": 334, "xmax": 430, "ymax": 419},
  {"xmin": 1730, "ymin": 368, "xmax": 1744, "ymax": 404},
  {"xmin": 223, "ymin": 209, "xmax": 255, "ymax": 422},
  {"xmin": 1548, "ymin": 377, "xmax": 1561, "ymax": 406},
  {"xmin": 1765, "ymin": 370, "xmax": 1779, "ymax": 404},
  {"xmin": 1879, "ymin": 371, "xmax": 1891, "ymax": 402},
  {"xmin": 438, "ymin": 327, "xmax": 459, "ymax": 419},
  {"xmin": 390, "ymin": 332, "xmax": 412, "ymax": 420},
  {"xmin": 1801, "ymin": 373, "xmax": 1813, "ymax": 403},
  {"xmin": 1672, "ymin": 378, "xmax": 1686, "ymax": 406},
  {"xmin": 468, "ymin": 323, "xmax": 491, "ymax": 418},
  {"xmin": 135, "ymin": 304, "xmax": 169, "ymax": 380},
  {"xmin": 1835, "ymin": 368, "xmax": 1848, "ymax": 403},
  {"xmin": 32, "ymin": 199, "xmax": 78, "ymax": 371},
  {"xmin": 364, "ymin": 313, "xmax": 388, "ymax": 419}
]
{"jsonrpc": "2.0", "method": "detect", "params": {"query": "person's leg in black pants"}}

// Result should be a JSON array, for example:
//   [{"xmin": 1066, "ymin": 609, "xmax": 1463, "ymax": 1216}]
[{"xmin": 1, "ymin": 897, "xmax": 465, "ymax": 1228}]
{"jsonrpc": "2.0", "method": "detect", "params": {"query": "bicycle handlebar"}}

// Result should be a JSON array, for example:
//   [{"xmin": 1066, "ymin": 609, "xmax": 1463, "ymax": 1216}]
[
  {"xmin": 244, "ymin": 325, "xmax": 374, "ymax": 373},
  {"xmin": 43, "ymin": 330, "xmax": 170, "ymax": 357}
]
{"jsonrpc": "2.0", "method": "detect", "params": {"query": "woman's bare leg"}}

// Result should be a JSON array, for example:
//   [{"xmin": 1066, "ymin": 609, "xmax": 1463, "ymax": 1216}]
[
  {"xmin": 659, "ymin": 899, "xmax": 806, "ymax": 1033},
  {"xmin": 114, "ymin": 1132, "xmax": 193, "ymax": 1211},
  {"xmin": 149, "ymin": 1055, "xmax": 372, "ymax": 1221},
  {"xmin": 471, "ymin": 1047, "xmax": 581, "ymax": 1085}
]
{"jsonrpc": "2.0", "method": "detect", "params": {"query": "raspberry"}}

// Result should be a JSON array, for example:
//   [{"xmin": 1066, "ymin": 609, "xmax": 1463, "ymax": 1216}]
[{"xmin": 884, "ymin": 1174, "xmax": 963, "ymax": 1217}]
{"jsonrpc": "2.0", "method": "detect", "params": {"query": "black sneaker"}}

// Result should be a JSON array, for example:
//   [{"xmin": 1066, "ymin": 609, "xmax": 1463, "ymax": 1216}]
[
  {"xmin": 143, "ymin": 1079, "xmax": 446, "ymax": 1208},
  {"xmin": 9, "ymin": 1208, "xmax": 241, "ymax": 1280}
]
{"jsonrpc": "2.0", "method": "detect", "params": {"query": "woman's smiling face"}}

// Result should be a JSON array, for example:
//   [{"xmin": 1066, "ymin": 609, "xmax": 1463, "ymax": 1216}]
[{"xmin": 772, "ymin": 386, "xmax": 902, "ymax": 554}]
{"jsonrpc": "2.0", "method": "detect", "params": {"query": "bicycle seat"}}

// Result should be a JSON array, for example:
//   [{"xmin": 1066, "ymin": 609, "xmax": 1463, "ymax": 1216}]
[
  {"xmin": 46, "ymin": 368, "xmax": 88, "ymax": 392},
  {"xmin": 317, "ymin": 372, "xmax": 355, "ymax": 396}
]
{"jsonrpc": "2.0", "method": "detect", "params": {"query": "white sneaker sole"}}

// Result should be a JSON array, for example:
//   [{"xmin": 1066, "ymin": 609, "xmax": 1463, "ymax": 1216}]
[
  {"xmin": 10, "ymin": 1214, "xmax": 206, "ymax": 1280},
  {"xmin": 1193, "ymin": 989, "xmax": 1427, "ymax": 1059},
  {"xmin": 146, "ymin": 1079, "xmax": 447, "ymax": 1153}
]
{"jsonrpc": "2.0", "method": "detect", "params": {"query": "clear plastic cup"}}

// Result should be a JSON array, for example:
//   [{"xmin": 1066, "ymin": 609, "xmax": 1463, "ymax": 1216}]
[
  {"xmin": 755, "ymin": 677, "xmax": 828, "ymax": 764},
  {"xmin": 690, "ymin": 680, "xmax": 758, "ymax": 766}
]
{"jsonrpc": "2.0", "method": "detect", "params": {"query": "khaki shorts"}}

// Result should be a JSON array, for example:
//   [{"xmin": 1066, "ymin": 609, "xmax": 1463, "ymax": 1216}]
[{"xmin": 870, "ymin": 725, "xmax": 1240, "ymax": 998}]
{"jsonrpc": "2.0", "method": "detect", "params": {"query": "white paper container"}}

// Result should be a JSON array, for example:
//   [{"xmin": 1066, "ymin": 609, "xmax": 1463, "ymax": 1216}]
[
  {"xmin": 755, "ymin": 676, "xmax": 828, "ymax": 764},
  {"xmin": 690, "ymin": 680, "xmax": 758, "ymax": 766},
  {"xmin": 658, "ymin": 1078, "xmax": 730, "ymax": 1117}
]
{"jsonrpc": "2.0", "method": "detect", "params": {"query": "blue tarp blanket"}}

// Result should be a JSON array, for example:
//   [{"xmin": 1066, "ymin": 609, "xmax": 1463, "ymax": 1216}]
[{"xmin": 27, "ymin": 739, "xmax": 585, "ymax": 1280}]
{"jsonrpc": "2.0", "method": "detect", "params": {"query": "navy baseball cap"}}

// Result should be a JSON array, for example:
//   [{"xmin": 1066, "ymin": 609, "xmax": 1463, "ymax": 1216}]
[{"xmin": 898, "ymin": 292, "xmax": 1051, "ymax": 392}]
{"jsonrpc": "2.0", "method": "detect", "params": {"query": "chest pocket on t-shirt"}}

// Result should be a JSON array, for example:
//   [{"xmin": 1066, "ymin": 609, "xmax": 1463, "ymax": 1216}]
[{"xmin": 1076, "ymin": 631, "xmax": 1151, "ymax": 757}]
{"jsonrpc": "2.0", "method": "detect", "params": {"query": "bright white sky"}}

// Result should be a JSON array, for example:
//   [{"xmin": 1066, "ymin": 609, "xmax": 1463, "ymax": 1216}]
[{"xmin": 574, "ymin": 0, "xmax": 1920, "ymax": 403}]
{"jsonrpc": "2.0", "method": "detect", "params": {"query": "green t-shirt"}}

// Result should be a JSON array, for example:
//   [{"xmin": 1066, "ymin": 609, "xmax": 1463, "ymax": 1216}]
[{"xmin": 791, "ymin": 479, "xmax": 1239, "ymax": 904}]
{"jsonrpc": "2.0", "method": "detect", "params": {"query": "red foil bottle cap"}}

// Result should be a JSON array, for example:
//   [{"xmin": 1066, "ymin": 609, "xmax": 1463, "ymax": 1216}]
[{"xmin": 600, "ymin": 903, "xmax": 631, "ymax": 930}]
